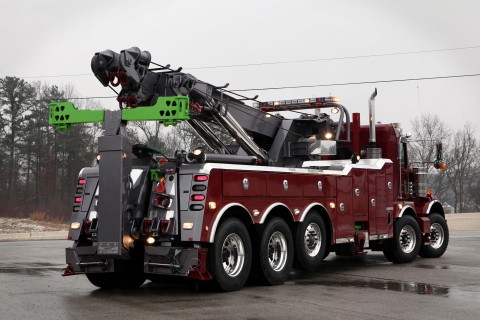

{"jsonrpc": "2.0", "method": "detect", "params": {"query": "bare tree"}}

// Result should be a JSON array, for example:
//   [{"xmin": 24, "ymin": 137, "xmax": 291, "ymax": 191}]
[
  {"xmin": 409, "ymin": 114, "xmax": 450, "ymax": 199},
  {"xmin": 444, "ymin": 124, "xmax": 478, "ymax": 213}
]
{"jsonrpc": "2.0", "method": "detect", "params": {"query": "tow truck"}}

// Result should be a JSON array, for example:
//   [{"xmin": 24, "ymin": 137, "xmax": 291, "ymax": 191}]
[{"xmin": 54, "ymin": 47, "xmax": 449, "ymax": 291}]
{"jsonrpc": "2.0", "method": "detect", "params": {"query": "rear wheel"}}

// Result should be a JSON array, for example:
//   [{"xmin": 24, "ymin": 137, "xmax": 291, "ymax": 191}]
[
  {"xmin": 383, "ymin": 215, "xmax": 421, "ymax": 263},
  {"xmin": 294, "ymin": 213, "xmax": 327, "ymax": 270},
  {"xmin": 86, "ymin": 267, "xmax": 146, "ymax": 289},
  {"xmin": 258, "ymin": 218, "xmax": 293, "ymax": 285},
  {"xmin": 419, "ymin": 213, "xmax": 449, "ymax": 258},
  {"xmin": 86, "ymin": 273, "xmax": 118, "ymax": 289},
  {"xmin": 211, "ymin": 218, "xmax": 252, "ymax": 291}
]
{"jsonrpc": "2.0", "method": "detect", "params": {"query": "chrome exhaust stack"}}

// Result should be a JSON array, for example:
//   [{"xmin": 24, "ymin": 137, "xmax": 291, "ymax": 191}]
[{"xmin": 366, "ymin": 88, "xmax": 382, "ymax": 159}]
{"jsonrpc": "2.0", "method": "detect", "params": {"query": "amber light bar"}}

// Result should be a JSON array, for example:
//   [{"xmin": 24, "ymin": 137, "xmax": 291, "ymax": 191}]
[{"xmin": 253, "ymin": 97, "xmax": 339, "ymax": 112}]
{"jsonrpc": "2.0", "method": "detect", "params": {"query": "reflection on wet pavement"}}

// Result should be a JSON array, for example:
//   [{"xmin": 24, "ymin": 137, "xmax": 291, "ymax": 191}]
[
  {"xmin": 293, "ymin": 277, "xmax": 449, "ymax": 297},
  {"xmin": 0, "ymin": 262, "xmax": 64, "ymax": 276}
]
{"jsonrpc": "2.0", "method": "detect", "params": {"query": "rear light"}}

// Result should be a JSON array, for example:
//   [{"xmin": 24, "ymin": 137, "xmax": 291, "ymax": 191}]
[
  {"xmin": 193, "ymin": 175, "xmax": 208, "ymax": 182},
  {"xmin": 192, "ymin": 184, "xmax": 207, "ymax": 191},
  {"xmin": 159, "ymin": 219, "xmax": 171, "ymax": 234},
  {"xmin": 72, "ymin": 206, "xmax": 80, "ymax": 212},
  {"xmin": 75, "ymin": 197, "xmax": 82, "ymax": 203},
  {"xmin": 70, "ymin": 222, "xmax": 81, "ymax": 230},
  {"xmin": 191, "ymin": 194, "xmax": 205, "ymax": 201},
  {"xmin": 143, "ymin": 219, "xmax": 153, "ymax": 233},
  {"xmin": 190, "ymin": 204, "xmax": 204, "ymax": 211},
  {"xmin": 78, "ymin": 178, "xmax": 86, "ymax": 185},
  {"xmin": 183, "ymin": 222, "xmax": 193, "ymax": 230},
  {"xmin": 153, "ymin": 194, "xmax": 170, "ymax": 208},
  {"xmin": 76, "ymin": 187, "xmax": 84, "ymax": 194}
]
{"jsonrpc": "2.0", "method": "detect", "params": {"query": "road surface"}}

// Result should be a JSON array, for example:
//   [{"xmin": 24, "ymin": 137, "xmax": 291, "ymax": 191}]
[{"xmin": 0, "ymin": 232, "xmax": 479, "ymax": 320}]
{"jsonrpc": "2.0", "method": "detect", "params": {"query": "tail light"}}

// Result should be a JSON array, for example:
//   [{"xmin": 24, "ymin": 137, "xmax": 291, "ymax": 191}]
[
  {"xmin": 153, "ymin": 194, "xmax": 170, "ymax": 208},
  {"xmin": 191, "ymin": 194, "xmax": 205, "ymax": 201},
  {"xmin": 193, "ymin": 175, "xmax": 208, "ymax": 182},
  {"xmin": 143, "ymin": 218, "xmax": 153, "ymax": 234},
  {"xmin": 78, "ymin": 178, "xmax": 86, "ymax": 185}
]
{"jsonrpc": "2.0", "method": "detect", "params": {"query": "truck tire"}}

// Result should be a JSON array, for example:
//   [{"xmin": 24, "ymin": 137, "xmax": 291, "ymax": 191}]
[
  {"xmin": 211, "ymin": 218, "xmax": 252, "ymax": 292},
  {"xmin": 86, "ymin": 272, "xmax": 146, "ymax": 289},
  {"xmin": 86, "ymin": 273, "xmax": 118, "ymax": 289},
  {"xmin": 383, "ymin": 215, "xmax": 421, "ymax": 263},
  {"xmin": 86, "ymin": 262, "xmax": 146, "ymax": 289},
  {"xmin": 419, "ymin": 213, "xmax": 449, "ymax": 258},
  {"xmin": 258, "ymin": 218, "xmax": 293, "ymax": 285},
  {"xmin": 382, "ymin": 240, "xmax": 396, "ymax": 262},
  {"xmin": 294, "ymin": 213, "xmax": 327, "ymax": 270}
]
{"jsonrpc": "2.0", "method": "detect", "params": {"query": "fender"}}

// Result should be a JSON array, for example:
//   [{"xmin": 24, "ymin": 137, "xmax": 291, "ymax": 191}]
[
  {"xmin": 259, "ymin": 202, "xmax": 293, "ymax": 224},
  {"xmin": 208, "ymin": 202, "xmax": 252, "ymax": 243},
  {"xmin": 426, "ymin": 200, "xmax": 442, "ymax": 214},
  {"xmin": 298, "ymin": 202, "xmax": 329, "ymax": 222},
  {"xmin": 398, "ymin": 205, "xmax": 415, "ymax": 218}
]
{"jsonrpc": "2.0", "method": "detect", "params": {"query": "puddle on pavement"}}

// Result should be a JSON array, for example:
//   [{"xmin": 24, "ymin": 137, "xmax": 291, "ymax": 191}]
[
  {"xmin": 415, "ymin": 264, "xmax": 449, "ymax": 270},
  {"xmin": 294, "ymin": 278, "xmax": 450, "ymax": 297},
  {"xmin": 0, "ymin": 262, "xmax": 64, "ymax": 276}
]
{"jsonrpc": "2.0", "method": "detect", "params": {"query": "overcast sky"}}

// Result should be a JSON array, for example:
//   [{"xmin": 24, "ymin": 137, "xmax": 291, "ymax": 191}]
[{"xmin": 1, "ymin": 0, "xmax": 479, "ymax": 134}]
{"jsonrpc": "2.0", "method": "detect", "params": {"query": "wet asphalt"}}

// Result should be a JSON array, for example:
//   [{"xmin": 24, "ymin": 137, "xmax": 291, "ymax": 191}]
[{"xmin": 0, "ymin": 231, "xmax": 479, "ymax": 320}]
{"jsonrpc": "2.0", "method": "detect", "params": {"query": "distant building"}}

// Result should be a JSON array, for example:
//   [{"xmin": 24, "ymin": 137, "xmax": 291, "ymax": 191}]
[{"xmin": 443, "ymin": 202, "xmax": 454, "ymax": 214}]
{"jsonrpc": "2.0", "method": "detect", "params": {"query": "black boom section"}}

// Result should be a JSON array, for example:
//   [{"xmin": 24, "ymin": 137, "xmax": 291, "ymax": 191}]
[{"xmin": 91, "ymin": 47, "xmax": 283, "ymax": 158}]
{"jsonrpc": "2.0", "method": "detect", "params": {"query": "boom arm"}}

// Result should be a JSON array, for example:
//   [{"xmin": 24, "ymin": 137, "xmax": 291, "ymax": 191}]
[
  {"xmin": 91, "ymin": 47, "xmax": 284, "ymax": 163},
  {"xmin": 53, "ymin": 47, "xmax": 351, "ymax": 167}
]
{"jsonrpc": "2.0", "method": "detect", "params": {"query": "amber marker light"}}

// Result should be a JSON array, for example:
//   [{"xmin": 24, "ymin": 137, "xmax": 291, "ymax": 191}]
[{"xmin": 329, "ymin": 202, "xmax": 336, "ymax": 209}]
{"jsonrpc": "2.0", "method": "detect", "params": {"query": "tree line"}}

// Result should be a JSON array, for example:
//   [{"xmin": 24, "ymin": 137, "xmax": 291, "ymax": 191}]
[
  {"xmin": 1, "ymin": 77, "xmax": 478, "ymax": 222},
  {"xmin": 0, "ymin": 77, "xmax": 206, "ymax": 221},
  {"xmin": 409, "ymin": 114, "xmax": 480, "ymax": 213}
]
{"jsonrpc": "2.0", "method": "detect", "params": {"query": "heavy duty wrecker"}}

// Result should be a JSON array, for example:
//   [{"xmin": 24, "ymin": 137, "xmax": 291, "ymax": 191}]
[{"xmin": 56, "ymin": 47, "xmax": 449, "ymax": 291}]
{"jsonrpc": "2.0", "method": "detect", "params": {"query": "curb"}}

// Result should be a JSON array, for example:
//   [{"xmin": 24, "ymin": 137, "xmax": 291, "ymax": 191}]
[
  {"xmin": 445, "ymin": 213, "xmax": 480, "ymax": 231},
  {"xmin": 0, "ymin": 231, "xmax": 68, "ymax": 242},
  {"xmin": 0, "ymin": 214, "xmax": 478, "ymax": 242}
]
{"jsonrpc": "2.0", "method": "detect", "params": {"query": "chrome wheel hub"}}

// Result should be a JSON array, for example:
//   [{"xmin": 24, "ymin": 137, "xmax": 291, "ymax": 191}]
[
  {"xmin": 304, "ymin": 223, "xmax": 321, "ymax": 257},
  {"xmin": 429, "ymin": 223, "xmax": 444, "ymax": 249},
  {"xmin": 222, "ymin": 233, "xmax": 245, "ymax": 277},
  {"xmin": 268, "ymin": 231, "xmax": 288, "ymax": 271},
  {"xmin": 399, "ymin": 225, "xmax": 416, "ymax": 253}
]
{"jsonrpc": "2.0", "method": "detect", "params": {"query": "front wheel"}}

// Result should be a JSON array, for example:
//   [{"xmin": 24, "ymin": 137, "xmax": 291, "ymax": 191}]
[
  {"xmin": 211, "ymin": 218, "xmax": 252, "ymax": 291},
  {"xmin": 419, "ymin": 213, "xmax": 449, "ymax": 258},
  {"xmin": 258, "ymin": 218, "xmax": 293, "ymax": 286},
  {"xmin": 383, "ymin": 215, "xmax": 421, "ymax": 263}
]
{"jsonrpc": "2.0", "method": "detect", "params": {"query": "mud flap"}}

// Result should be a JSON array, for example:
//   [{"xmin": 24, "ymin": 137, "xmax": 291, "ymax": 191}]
[{"xmin": 417, "ymin": 216, "xmax": 431, "ymax": 245}]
